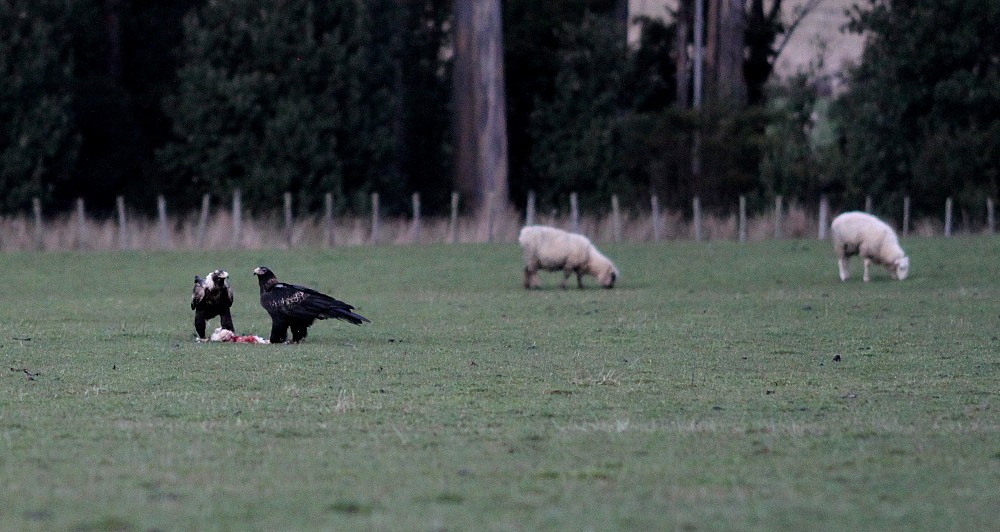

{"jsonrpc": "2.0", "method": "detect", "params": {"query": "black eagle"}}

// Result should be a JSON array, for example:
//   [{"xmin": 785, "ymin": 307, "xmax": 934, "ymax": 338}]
[
  {"xmin": 191, "ymin": 269, "xmax": 235, "ymax": 340},
  {"xmin": 253, "ymin": 266, "xmax": 370, "ymax": 343}
]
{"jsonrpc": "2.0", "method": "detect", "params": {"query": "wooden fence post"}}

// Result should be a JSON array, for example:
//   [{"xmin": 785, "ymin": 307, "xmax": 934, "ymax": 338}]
[
  {"xmin": 116, "ymin": 196, "xmax": 129, "ymax": 250},
  {"xmin": 864, "ymin": 195, "xmax": 873, "ymax": 213},
  {"xmin": 157, "ymin": 195, "xmax": 170, "ymax": 249},
  {"xmin": 569, "ymin": 192, "xmax": 579, "ymax": 233},
  {"xmin": 411, "ymin": 192, "xmax": 421, "ymax": 244},
  {"xmin": 76, "ymin": 198, "xmax": 86, "ymax": 250},
  {"xmin": 283, "ymin": 192, "xmax": 294, "ymax": 248},
  {"xmin": 987, "ymin": 197, "xmax": 995, "ymax": 235},
  {"xmin": 371, "ymin": 192, "xmax": 380, "ymax": 244},
  {"xmin": 324, "ymin": 192, "xmax": 335, "ymax": 247},
  {"xmin": 196, "ymin": 194, "xmax": 210, "ymax": 249},
  {"xmin": 902, "ymin": 196, "xmax": 911, "ymax": 237},
  {"xmin": 692, "ymin": 196, "xmax": 702, "ymax": 241},
  {"xmin": 611, "ymin": 195, "xmax": 622, "ymax": 242},
  {"xmin": 450, "ymin": 192, "xmax": 460, "ymax": 244},
  {"xmin": 231, "ymin": 190, "xmax": 242, "ymax": 249},
  {"xmin": 944, "ymin": 197, "xmax": 953, "ymax": 237},
  {"xmin": 525, "ymin": 191, "xmax": 536, "ymax": 227},
  {"xmin": 651, "ymin": 195, "xmax": 661, "ymax": 242},
  {"xmin": 739, "ymin": 196, "xmax": 747, "ymax": 242},
  {"xmin": 774, "ymin": 195, "xmax": 783, "ymax": 239},
  {"xmin": 32, "ymin": 197, "xmax": 43, "ymax": 250},
  {"xmin": 818, "ymin": 195, "xmax": 829, "ymax": 240}
]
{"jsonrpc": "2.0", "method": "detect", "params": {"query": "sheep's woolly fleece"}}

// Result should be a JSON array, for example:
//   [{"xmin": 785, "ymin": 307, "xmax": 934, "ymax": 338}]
[
  {"xmin": 518, "ymin": 225, "xmax": 619, "ymax": 289},
  {"xmin": 830, "ymin": 211, "xmax": 909, "ymax": 282}
]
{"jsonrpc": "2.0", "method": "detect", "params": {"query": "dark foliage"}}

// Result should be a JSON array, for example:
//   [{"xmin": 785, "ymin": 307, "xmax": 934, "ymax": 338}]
[
  {"xmin": 831, "ymin": 0, "xmax": 1000, "ymax": 216},
  {"xmin": 64, "ymin": 1, "xmax": 197, "ymax": 214},
  {"xmin": 1, "ymin": 1, "xmax": 993, "ymax": 221},
  {"xmin": 0, "ymin": 0, "xmax": 78, "ymax": 212}
]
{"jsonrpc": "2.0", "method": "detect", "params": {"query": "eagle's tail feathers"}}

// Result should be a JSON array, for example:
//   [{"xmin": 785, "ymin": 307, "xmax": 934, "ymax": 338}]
[
  {"xmin": 300, "ymin": 295, "xmax": 370, "ymax": 325},
  {"xmin": 331, "ymin": 309, "xmax": 371, "ymax": 325}
]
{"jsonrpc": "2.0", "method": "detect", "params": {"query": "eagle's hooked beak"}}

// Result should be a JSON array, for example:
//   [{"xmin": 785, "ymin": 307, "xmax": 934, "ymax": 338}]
[
  {"xmin": 216, "ymin": 270, "xmax": 229, "ymax": 279},
  {"xmin": 253, "ymin": 267, "xmax": 263, "ymax": 276}
]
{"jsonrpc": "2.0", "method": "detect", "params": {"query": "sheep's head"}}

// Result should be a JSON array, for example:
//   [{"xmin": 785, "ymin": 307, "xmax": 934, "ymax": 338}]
[
  {"xmin": 588, "ymin": 249, "xmax": 618, "ymax": 288},
  {"xmin": 596, "ymin": 266, "xmax": 619, "ymax": 288},
  {"xmin": 894, "ymin": 256, "xmax": 909, "ymax": 280}
]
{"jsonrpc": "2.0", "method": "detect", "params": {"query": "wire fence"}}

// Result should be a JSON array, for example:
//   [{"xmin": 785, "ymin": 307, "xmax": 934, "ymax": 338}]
[{"xmin": 0, "ymin": 191, "xmax": 995, "ymax": 251}]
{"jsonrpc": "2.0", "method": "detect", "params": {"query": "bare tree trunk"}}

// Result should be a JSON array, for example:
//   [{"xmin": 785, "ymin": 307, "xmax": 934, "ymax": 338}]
[
  {"xmin": 674, "ymin": 0, "xmax": 691, "ymax": 109},
  {"xmin": 453, "ymin": 1, "xmax": 475, "ymax": 204},
  {"xmin": 716, "ymin": 0, "xmax": 747, "ymax": 106},
  {"xmin": 615, "ymin": 0, "xmax": 629, "ymax": 37},
  {"xmin": 704, "ymin": 0, "xmax": 719, "ymax": 101},
  {"xmin": 452, "ymin": 0, "xmax": 509, "ymax": 223}
]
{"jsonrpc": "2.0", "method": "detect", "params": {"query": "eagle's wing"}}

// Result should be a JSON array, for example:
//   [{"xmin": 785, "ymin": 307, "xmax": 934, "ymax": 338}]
[
  {"xmin": 264, "ymin": 283, "xmax": 369, "ymax": 325},
  {"xmin": 261, "ymin": 283, "xmax": 311, "ymax": 318},
  {"xmin": 192, "ymin": 275, "xmax": 205, "ymax": 310}
]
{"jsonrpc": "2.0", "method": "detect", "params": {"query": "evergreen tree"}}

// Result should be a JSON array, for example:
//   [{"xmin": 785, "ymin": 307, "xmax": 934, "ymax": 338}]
[
  {"xmin": 0, "ymin": 0, "xmax": 79, "ymax": 212},
  {"xmin": 832, "ymin": 0, "xmax": 1000, "ymax": 214},
  {"xmin": 527, "ymin": 12, "xmax": 635, "ymax": 211},
  {"xmin": 503, "ymin": 1, "xmax": 620, "ymax": 210},
  {"xmin": 159, "ymin": 0, "xmax": 401, "ymax": 214},
  {"xmin": 395, "ymin": 1, "xmax": 453, "ymax": 213},
  {"xmin": 758, "ymin": 66, "xmax": 828, "ymax": 203}
]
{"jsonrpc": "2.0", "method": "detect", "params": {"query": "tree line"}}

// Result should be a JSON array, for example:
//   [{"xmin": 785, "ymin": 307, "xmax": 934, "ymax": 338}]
[{"xmin": 1, "ymin": 0, "xmax": 997, "ymax": 221}]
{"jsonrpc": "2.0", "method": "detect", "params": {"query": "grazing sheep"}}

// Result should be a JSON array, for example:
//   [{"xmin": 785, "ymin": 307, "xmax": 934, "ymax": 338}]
[
  {"xmin": 831, "ymin": 211, "xmax": 909, "ymax": 282},
  {"xmin": 518, "ymin": 225, "xmax": 619, "ymax": 289}
]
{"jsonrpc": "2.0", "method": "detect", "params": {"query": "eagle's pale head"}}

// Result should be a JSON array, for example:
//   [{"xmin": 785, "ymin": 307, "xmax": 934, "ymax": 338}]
[{"xmin": 205, "ymin": 269, "xmax": 229, "ymax": 289}]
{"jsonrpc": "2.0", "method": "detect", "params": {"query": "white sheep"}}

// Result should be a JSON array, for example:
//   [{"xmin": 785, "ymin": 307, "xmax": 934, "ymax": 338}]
[
  {"xmin": 831, "ymin": 211, "xmax": 909, "ymax": 282},
  {"xmin": 518, "ymin": 225, "xmax": 619, "ymax": 289}
]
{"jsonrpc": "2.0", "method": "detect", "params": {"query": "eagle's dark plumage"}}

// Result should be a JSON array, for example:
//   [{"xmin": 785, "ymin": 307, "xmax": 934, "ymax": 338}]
[
  {"xmin": 192, "ymin": 269, "xmax": 235, "ymax": 340},
  {"xmin": 253, "ymin": 266, "xmax": 370, "ymax": 343}
]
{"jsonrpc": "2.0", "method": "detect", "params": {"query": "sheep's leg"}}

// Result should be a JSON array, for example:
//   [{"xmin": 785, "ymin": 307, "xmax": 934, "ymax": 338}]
[
  {"xmin": 838, "ymin": 258, "xmax": 849, "ymax": 281},
  {"xmin": 523, "ymin": 267, "xmax": 533, "ymax": 289},
  {"xmin": 576, "ymin": 269, "xmax": 584, "ymax": 289},
  {"xmin": 560, "ymin": 270, "xmax": 571, "ymax": 289},
  {"xmin": 862, "ymin": 258, "xmax": 871, "ymax": 282}
]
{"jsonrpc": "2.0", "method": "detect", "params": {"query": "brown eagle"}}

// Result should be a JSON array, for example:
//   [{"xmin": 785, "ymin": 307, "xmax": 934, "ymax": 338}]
[
  {"xmin": 191, "ymin": 269, "xmax": 234, "ymax": 340},
  {"xmin": 253, "ymin": 266, "xmax": 370, "ymax": 343}
]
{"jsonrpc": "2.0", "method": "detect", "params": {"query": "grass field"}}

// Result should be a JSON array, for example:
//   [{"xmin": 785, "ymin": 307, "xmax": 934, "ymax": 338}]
[{"xmin": 2, "ymin": 237, "xmax": 999, "ymax": 530}]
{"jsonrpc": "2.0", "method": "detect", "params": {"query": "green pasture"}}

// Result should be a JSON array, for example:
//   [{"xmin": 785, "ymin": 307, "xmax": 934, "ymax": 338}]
[{"xmin": 2, "ymin": 237, "xmax": 999, "ymax": 530}]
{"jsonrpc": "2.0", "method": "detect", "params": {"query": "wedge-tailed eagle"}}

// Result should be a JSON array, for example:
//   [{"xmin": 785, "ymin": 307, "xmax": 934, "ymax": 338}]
[
  {"xmin": 192, "ymin": 269, "xmax": 234, "ymax": 340},
  {"xmin": 253, "ymin": 266, "xmax": 370, "ymax": 343}
]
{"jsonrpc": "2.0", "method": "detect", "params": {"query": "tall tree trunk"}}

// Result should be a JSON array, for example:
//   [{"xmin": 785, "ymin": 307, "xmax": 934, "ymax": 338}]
[
  {"xmin": 615, "ymin": 0, "xmax": 629, "ymax": 38},
  {"xmin": 704, "ymin": 0, "xmax": 719, "ymax": 102},
  {"xmin": 674, "ymin": 0, "xmax": 691, "ymax": 109},
  {"xmin": 452, "ymin": 0, "xmax": 509, "ymax": 215},
  {"xmin": 716, "ymin": 0, "xmax": 747, "ymax": 106}
]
